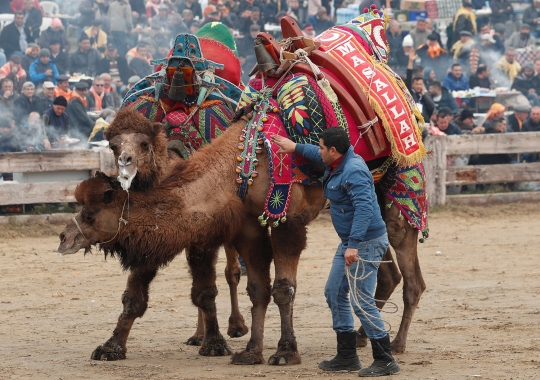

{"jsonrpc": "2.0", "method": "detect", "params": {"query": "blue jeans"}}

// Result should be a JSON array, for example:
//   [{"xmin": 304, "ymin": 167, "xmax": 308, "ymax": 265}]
[{"xmin": 324, "ymin": 234, "xmax": 389, "ymax": 339}]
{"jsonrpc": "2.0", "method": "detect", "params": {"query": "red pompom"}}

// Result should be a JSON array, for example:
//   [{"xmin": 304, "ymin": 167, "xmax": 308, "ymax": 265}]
[
  {"xmin": 364, "ymin": 7, "xmax": 369, "ymax": 12},
  {"xmin": 371, "ymin": 4, "xmax": 377, "ymax": 8}
]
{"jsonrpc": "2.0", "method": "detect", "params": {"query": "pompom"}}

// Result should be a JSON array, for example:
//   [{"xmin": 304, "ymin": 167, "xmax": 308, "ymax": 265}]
[
  {"xmin": 371, "ymin": 4, "xmax": 377, "ymax": 9},
  {"xmin": 364, "ymin": 7, "xmax": 369, "ymax": 13}
]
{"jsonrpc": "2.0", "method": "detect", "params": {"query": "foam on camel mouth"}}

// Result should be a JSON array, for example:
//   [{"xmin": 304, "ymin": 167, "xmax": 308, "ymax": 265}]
[{"xmin": 118, "ymin": 166, "xmax": 137, "ymax": 191}]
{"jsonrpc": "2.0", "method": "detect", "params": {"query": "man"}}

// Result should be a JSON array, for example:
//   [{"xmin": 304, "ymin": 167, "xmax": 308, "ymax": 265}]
[
  {"xmin": 84, "ymin": 19, "xmax": 108, "ymax": 53},
  {"xmin": 491, "ymin": 0, "xmax": 514, "ymax": 27},
  {"xmin": 177, "ymin": 0, "xmax": 203, "ymax": 20},
  {"xmin": 21, "ymin": 42, "xmax": 40, "ymax": 73},
  {"xmin": 170, "ymin": 13, "xmax": 188, "ymax": 37},
  {"xmin": 429, "ymin": 81, "xmax": 459, "ymax": 114},
  {"xmin": 0, "ymin": 12, "xmax": 31, "ymax": 59},
  {"xmin": 405, "ymin": 50, "xmax": 435, "ymax": 122},
  {"xmin": 0, "ymin": 79, "xmax": 17, "ymax": 111},
  {"xmin": 469, "ymin": 64, "xmax": 491, "ymax": 89},
  {"xmin": 535, "ymin": 58, "xmax": 540, "ymax": 77},
  {"xmin": 29, "ymin": 48, "xmax": 59, "ymax": 87},
  {"xmin": 48, "ymin": 39, "xmax": 69, "ymax": 75},
  {"xmin": 495, "ymin": 48, "xmax": 522, "ymax": 86},
  {"xmin": 523, "ymin": 0, "xmax": 540, "ymax": 38},
  {"xmin": 181, "ymin": 9, "xmax": 195, "ymax": 29},
  {"xmin": 417, "ymin": 33, "xmax": 449, "ymax": 81},
  {"xmin": 38, "ymin": 17, "xmax": 71, "ymax": 53},
  {"xmin": 453, "ymin": 1, "xmax": 477, "ymax": 44},
  {"xmin": 35, "ymin": 80, "xmax": 55, "ymax": 114},
  {"xmin": 523, "ymin": 106, "xmax": 540, "ymax": 132},
  {"xmin": 22, "ymin": 0, "xmax": 42, "ymax": 42},
  {"xmin": 13, "ymin": 81, "xmax": 39, "ymax": 125},
  {"xmin": 454, "ymin": 109, "xmax": 475, "ymax": 131},
  {"xmin": 66, "ymin": 81, "xmax": 95, "ymax": 138},
  {"xmin": 127, "ymin": 42, "xmax": 153, "ymax": 78},
  {"xmin": 307, "ymin": 7, "xmax": 334, "ymax": 36},
  {"xmin": 100, "ymin": 73, "xmax": 122, "ymax": 110},
  {"xmin": 435, "ymin": 110, "xmax": 463, "ymax": 135},
  {"xmin": 108, "ymin": 0, "xmax": 133, "ymax": 57},
  {"xmin": 86, "ymin": 75, "xmax": 113, "ymax": 112},
  {"xmin": 451, "ymin": 31, "xmax": 475, "ymax": 73},
  {"xmin": 505, "ymin": 24, "xmax": 536, "ymax": 49},
  {"xmin": 239, "ymin": 6, "xmax": 265, "ymax": 35},
  {"xmin": 54, "ymin": 74, "xmax": 72, "ymax": 101},
  {"xmin": 237, "ymin": 24, "xmax": 259, "ymax": 84},
  {"xmin": 0, "ymin": 55, "xmax": 27, "ymax": 93},
  {"xmin": 69, "ymin": 35, "xmax": 101, "ymax": 76},
  {"xmin": 409, "ymin": 17, "xmax": 429, "ymax": 49},
  {"xmin": 97, "ymin": 43, "xmax": 131, "ymax": 91},
  {"xmin": 478, "ymin": 24, "xmax": 504, "ymax": 55},
  {"xmin": 153, "ymin": 3, "xmax": 173, "ymax": 33},
  {"xmin": 122, "ymin": 75, "xmax": 140, "ymax": 97},
  {"xmin": 511, "ymin": 64, "xmax": 540, "ymax": 106},
  {"xmin": 126, "ymin": 40, "xmax": 152, "ymax": 65},
  {"xmin": 42, "ymin": 95, "xmax": 70, "ymax": 144},
  {"xmin": 506, "ymin": 104, "xmax": 531, "ymax": 132},
  {"xmin": 19, "ymin": 111, "xmax": 50, "ymax": 152},
  {"xmin": 271, "ymin": 127, "xmax": 400, "ymax": 377},
  {"xmin": 443, "ymin": 64, "xmax": 470, "ymax": 92},
  {"xmin": 386, "ymin": 19, "xmax": 405, "ymax": 70}
]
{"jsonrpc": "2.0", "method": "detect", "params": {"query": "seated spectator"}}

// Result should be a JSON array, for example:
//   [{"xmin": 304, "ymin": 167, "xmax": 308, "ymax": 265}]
[
  {"xmin": 452, "ymin": 1, "xmax": 476, "ymax": 43},
  {"xmin": 38, "ymin": 18, "xmax": 71, "ymax": 53},
  {"xmin": 478, "ymin": 118, "xmax": 512, "ymax": 165},
  {"xmin": 41, "ymin": 95, "xmax": 70, "ymax": 144},
  {"xmin": 417, "ymin": 33, "xmax": 449, "ymax": 81},
  {"xmin": 29, "ymin": 48, "xmax": 59, "ymax": 87},
  {"xmin": 97, "ymin": 43, "xmax": 132, "ymax": 90},
  {"xmin": 523, "ymin": 106, "xmax": 540, "ymax": 132},
  {"xmin": 523, "ymin": 0, "xmax": 540, "ymax": 39},
  {"xmin": 0, "ymin": 116, "xmax": 18, "ymax": 152},
  {"xmin": 435, "ymin": 109, "xmax": 463, "ymax": 135},
  {"xmin": 495, "ymin": 48, "xmax": 521, "ymax": 86},
  {"xmin": 152, "ymin": 3, "xmax": 173, "ymax": 32},
  {"xmin": 405, "ymin": 51, "xmax": 435, "ymax": 122},
  {"xmin": 35, "ymin": 80, "xmax": 55, "ymax": 114},
  {"xmin": 69, "ymin": 35, "xmax": 101, "ymax": 76},
  {"xmin": 84, "ymin": 20, "xmax": 108, "ymax": 54},
  {"xmin": 237, "ymin": 24, "xmax": 259, "ymax": 62},
  {"xmin": 454, "ymin": 109, "xmax": 475, "ymax": 131},
  {"xmin": 505, "ymin": 24, "xmax": 535, "ymax": 50},
  {"xmin": 239, "ymin": 6, "xmax": 265, "ymax": 35},
  {"xmin": 122, "ymin": 75, "xmax": 141, "ymax": 97},
  {"xmin": 0, "ymin": 11, "xmax": 32, "ymax": 59},
  {"xmin": 491, "ymin": 0, "xmax": 514, "ymax": 28},
  {"xmin": 409, "ymin": 17, "xmax": 429, "ymax": 49},
  {"xmin": 146, "ymin": 0, "xmax": 171, "ymax": 20},
  {"xmin": 22, "ymin": 0, "xmax": 42, "ymax": 42},
  {"xmin": 21, "ymin": 43, "xmax": 40, "ymax": 73},
  {"xmin": 13, "ymin": 81, "xmax": 39, "ymax": 126},
  {"xmin": 18, "ymin": 111, "xmax": 50, "ymax": 152},
  {"xmin": 443, "ymin": 64, "xmax": 470, "ymax": 92},
  {"xmin": 170, "ymin": 13, "xmax": 188, "ymax": 37},
  {"xmin": 507, "ymin": 104, "xmax": 531, "ymax": 132},
  {"xmin": 428, "ymin": 81, "xmax": 459, "ymax": 114},
  {"xmin": 189, "ymin": 21, "xmax": 201, "ymax": 34},
  {"xmin": 469, "ymin": 64, "xmax": 491, "ymax": 89},
  {"xmin": 177, "ymin": 0, "xmax": 203, "ymax": 20},
  {"xmin": 54, "ymin": 74, "xmax": 72, "ymax": 101},
  {"xmin": 477, "ymin": 23, "xmax": 504, "ymax": 55},
  {"xmin": 100, "ymin": 73, "xmax": 122, "ymax": 110},
  {"xmin": 48, "ymin": 39, "xmax": 69, "ymax": 75},
  {"xmin": 303, "ymin": 25, "xmax": 316, "ymax": 39},
  {"xmin": 511, "ymin": 64, "xmax": 540, "ymax": 107},
  {"xmin": 126, "ymin": 41, "xmax": 153, "ymax": 65},
  {"xmin": 307, "ymin": 7, "xmax": 334, "ymax": 36},
  {"xmin": 0, "ymin": 79, "xmax": 16, "ymax": 111},
  {"xmin": 86, "ymin": 75, "xmax": 114, "ymax": 112},
  {"xmin": 482, "ymin": 103, "xmax": 506, "ymax": 129},
  {"xmin": 66, "ymin": 81, "xmax": 95, "ymax": 138},
  {"xmin": 451, "ymin": 31, "xmax": 475, "ymax": 73},
  {"xmin": 155, "ymin": 41, "xmax": 170, "ymax": 60},
  {"xmin": 127, "ymin": 42, "xmax": 153, "ymax": 78},
  {"xmin": 182, "ymin": 9, "xmax": 195, "ymax": 29},
  {"xmin": 535, "ymin": 58, "xmax": 540, "ymax": 77},
  {"xmin": 0, "ymin": 55, "xmax": 27, "ymax": 93}
]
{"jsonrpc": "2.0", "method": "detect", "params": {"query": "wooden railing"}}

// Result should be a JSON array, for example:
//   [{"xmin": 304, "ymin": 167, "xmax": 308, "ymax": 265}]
[
  {"xmin": 423, "ymin": 132, "xmax": 540, "ymax": 207},
  {"xmin": 0, "ymin": 150, "xmax": 116, "ymax": 206}
]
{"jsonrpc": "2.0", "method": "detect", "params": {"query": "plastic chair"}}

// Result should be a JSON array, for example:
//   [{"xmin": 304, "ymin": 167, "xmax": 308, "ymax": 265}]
[{"xmin": 40, "ymin": 1, "xmax": 59, "ymax": 17}]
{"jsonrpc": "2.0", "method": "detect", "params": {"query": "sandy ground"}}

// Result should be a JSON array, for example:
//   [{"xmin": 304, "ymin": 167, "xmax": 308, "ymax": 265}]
[{"xmin": 0, "ymin": 204, "xmax": 539, "ymax": 380}]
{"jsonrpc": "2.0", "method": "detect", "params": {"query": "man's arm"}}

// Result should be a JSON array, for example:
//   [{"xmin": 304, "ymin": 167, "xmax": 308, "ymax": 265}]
[
  {"xmin": 345, "ymin": 167, "xmax": 376, "ymax": 247},
  {"xmin": 271, "ymin": 134, "xmax": 323, "ymax": 164}
]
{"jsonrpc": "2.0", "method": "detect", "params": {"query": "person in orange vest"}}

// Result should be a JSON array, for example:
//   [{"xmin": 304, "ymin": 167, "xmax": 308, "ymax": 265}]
[{"xmin": 53, "ymin": 74, "xmax": 72, "ymax": 101}]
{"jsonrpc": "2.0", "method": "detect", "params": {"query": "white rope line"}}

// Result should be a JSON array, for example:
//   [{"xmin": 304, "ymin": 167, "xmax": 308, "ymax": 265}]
[{"xmin": 345, "ymin": 255, "xmax": 399, "ymax": 333}]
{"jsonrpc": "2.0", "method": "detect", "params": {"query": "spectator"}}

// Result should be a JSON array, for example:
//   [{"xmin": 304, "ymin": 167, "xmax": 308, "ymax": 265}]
[
  {"xmin": 409, "ymin": 18, "xmax": 429, "ymax": 49},
  {"xmin": 22, "ymin": 43, "xmax": 40, "ymax": 73},
  {"xmin": 67, "ymin": 81, "xmax": 95, "ymax": 138},
  {"xmin": 54, "ymin": 75, "xmax": 72, "ymax": 101},
  {"xmin": 443, "ymin": 63, "xmax": 470, "ymax": 92},
  {"xmin": 535, "ymin": 58, "xmax": 540, "ymax": 78},
  {"xmin": 22, "ymin": 0, "xmax": 42, "ymax": 42},
  {"xmin": 29, "ymin": 48, "xmax": 59, "ymax": 87},
  {"xmin": 48, "ymin": 39, "xmax": 69, "ymax": 76},
  {"xmin": 122, "ymin": 75, "xmax": 141, "ymax": 97},
  {"xmin": 523, "ymin": 106, "xmax": 540, "ymax": 132},
  {"xmin": 126, "ymin": 41, "xmax": 153, "ymax": 65},
  {"xmin": 10, "ymin": 0, "xmax": 42, "ymax": 13},
  {"xmin": 170, "ymin": 13, "xmax": 188, "ymax": 37},
  {"xmin": 435, "ymin": 110, "xmax": 463, "ymax": 135},
  {"xmin": 129, "ymin": 53, "xmax": 153, "ymax": 78},
  {"xmin": 454, "ymin": 109, "xmax": 475, "ymax": 131},
  {"xmin": 100, "ymin": 73, "xmax": 122, "ymax": 110},
  {"xmin": 470, "ymin": 33, "xmax": 501, "ymax": 73},
  {"xmin": 201, "ymin": 10, "xmax": 221, "ymax": 27},
  {"xmin": 429, "ymin": 81, "xmax": 459, "ymax": 114},
  {"xmin": 78, "ymin": 0, "xmax": 107, "ymax": 30},
  {"xmin": 0, "ymin": 55, "xmax": 27, "ymax": 93},
  {"xmin": 13, "ymin": 81, "xmax": 39, "ymax": 125},
  {"xmin": 453, "ymin": 1, "xmax": 477, "ymax": 43},
  {"xmin": 303, "ymin": 24, "xmax": 316, "ymax": 39},
  {"xmin": 86, "ymin": 75, "xmax": 113, "ymax": 112},
  {"xmin": 387, "ymin": 20, "xmax": 406, "ymax": 70},
  {"xmin": 41, "ymin": 96, "xmax": 70, "ymax": 145},
  {"xmin": 417, "ymin": 33, "xmax": 449, "ymax": 81},
  {"xmin": 237, "ymin": 23, "xmax": 258, "ymax": 68},
  {"xmin": 84, "ymin": 20, "xmax": 108, "ymax": 54},
  {"xmin": 490, "ymin": 0, "xmax": 513, "ymax": 27},
  {"xmin": 239, "ymin": 6, "xmax": 265, "ymax": 35},
  {"xmin": 146, "ymin": 0, "xmax": 170, "ymax": 19},
  {"xmin": 69, "ymin": 35, "xmax": 101, "ymax": 76},
  {"xmin": 405, "ymin": 51, "xmax": 435, "ymax": 122},
  {"xmin": 130, "ymin": 0, "xmax": 147, "ymax": 25},
  {"xmin": 177, "ymin": 0, "xmax": 203, "ymax": 20},
  {"xmin": 505, "ymin": 24, "xmax": 536, "ymax": 50},
  {"xmin": 182, "ymin": 9, "xmax": 195, "ymax": 29},
  {"xmin": 109, "ymin": 0, "xmax": 134, "ymax": 58},
  {"xmin": 38, "ymin": 18, "xmax": 71, "ymax": 53},
  {"xmin": 482, "ymin": 103, "xmax": 506, "ymax": 129},
  {"xmin": 97, "ymin": 43, "xmax": 132, "ymax": 90},
  {"xmin": 506, "ymin": 104, "xmax": 531, "ymax": 132},
  {"xmin": 478, "ymin": 119, "xmax": 512, "ymax": 165},
  {"xmin": 307, "ymin": 7, "xmax": 334, "ymax": 35},
  {"xmin": 469, "ymin": 64, "xmax": 491, "ymax": 89},
  {"xmin": 153, "ymin": 3, "xmax": 174, "ymax": 32},
  {"xmin": 0, "ymin": 116, "xmax": 18, "ymax": 152},
  {"xmin": 156, "ymin": 41, "xmax": 170, "ymax": 59},
  {"xmin": 511, "ymin": 64, "xmax": 540, "ymax": 107},
  {"xmin": 478, "ymin": 24, "xmax": 504, "ymax": 55},
  {"xmin": 0, "ymin": 79, "xmax": 17, "ymax": 111},
  {"xmin": 35, "ymin": 80, "xmax": 55, "ymax": 114},
  {"xmin": 18, "ymin": 111, "xmax": 50, "ymax": 152},
  {"xmin": 495, "ymin": 48, "xmax": 521, "ymax": 85},
  {"xmin": 0, "ymin": 12, "xmax": 31, "ymax": 59},
  {"xmin": 523, "ymin": 0, "xmax": 540, "ymax": 39},
  {"xmin": 451, "ymin": 31, "xmax": 474, "ymax": 72}
]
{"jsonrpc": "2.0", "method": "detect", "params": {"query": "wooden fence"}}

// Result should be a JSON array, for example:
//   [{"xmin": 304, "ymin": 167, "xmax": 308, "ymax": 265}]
[
  {"xmin": 423, "ymin": 132, "xmax": 540, "ymax": 207},
  {"xmin": 0, "ymin": 150, "xmax": 116, "ymax": 206}
]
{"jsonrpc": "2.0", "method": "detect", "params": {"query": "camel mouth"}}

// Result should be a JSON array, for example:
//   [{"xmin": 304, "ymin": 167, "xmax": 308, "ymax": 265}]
[
  {"xmin": 118, "ymin": 165, "xmax": 137, "ymax": 191},
  {"xmin": 57, "ymin": 230, "xmax": 90, "ymax": 256}
]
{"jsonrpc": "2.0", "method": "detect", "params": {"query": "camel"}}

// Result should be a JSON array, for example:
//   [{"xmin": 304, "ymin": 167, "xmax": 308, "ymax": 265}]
[{"xmin": 58, "ymin": 114, "xmax": 424, "ymax": 364}]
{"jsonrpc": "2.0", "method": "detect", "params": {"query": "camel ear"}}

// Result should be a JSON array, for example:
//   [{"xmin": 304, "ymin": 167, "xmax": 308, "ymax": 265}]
[
  {"xmin": 151, "ymin": 122, "xmax": 164, "ymax": 137},
  {"xmin": 103, "ymin": 188, "xmax": 115, "ymax": 204}
]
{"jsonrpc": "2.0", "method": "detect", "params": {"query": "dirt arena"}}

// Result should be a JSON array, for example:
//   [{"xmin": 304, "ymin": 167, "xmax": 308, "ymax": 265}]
[{"xmin": 0, "ymin": 204, "xmax": 539, "ymax": 380}]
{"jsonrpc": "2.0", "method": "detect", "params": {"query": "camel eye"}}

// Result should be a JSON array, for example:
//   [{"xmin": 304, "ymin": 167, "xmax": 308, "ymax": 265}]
[
  {"xmin": 141, "ymin": 141, "xmax": 149, "ymax": 149},
  {"xmin": 109, "ymin": 144, "xmax": 117, "ymax": 152}
]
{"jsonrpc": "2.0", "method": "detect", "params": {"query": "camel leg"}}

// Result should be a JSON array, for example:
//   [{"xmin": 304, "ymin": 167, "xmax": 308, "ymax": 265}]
[
  {"xmin": 383, "ymin": 197, "xmax": 425, "ymax": 354},
  {"xmin": 224, "ymin": 244, "xmax": 249, "ymax": 338},
  {"xmin": 267, "ymin": 216, "xmax": 308, "ymax": 366},
  {"xmin": 187, "ymin": 246, "xmax": 232, "ymax": 356},
  {"xmin": 356, "ymin": 247, "xmax": 402, "ymax": 348},
  {"xmin": 91, "ymin": 266, "xmax": 158, "ymax": 361},
  {"xmin": 186, "ymin": 308, "xmax": 205, "ymax": 346},
  {"xmin": 230, "ymin": 218, "xmax": 273, "ymax": 365}
]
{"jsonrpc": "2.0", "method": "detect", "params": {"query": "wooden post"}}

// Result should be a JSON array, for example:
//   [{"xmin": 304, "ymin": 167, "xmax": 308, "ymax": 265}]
[
  {"xmin": 423, "ymin": 136, "xmax": 447, "ymax": 208},
  {"xmin": 99, "ymin": 149, "xmax": 117, "ymax": 177}
]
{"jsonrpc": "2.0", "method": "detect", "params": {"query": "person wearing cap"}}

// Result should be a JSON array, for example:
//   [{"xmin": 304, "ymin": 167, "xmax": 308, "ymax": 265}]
[
  {"xmin": 41, "ymin": 95, "xmax": 70, "ymax": 145},
  {"xmin": 22, "ymin": 0, "xmax": 42, "ymax": 42},
  {"xmin": 505, "ymin": 24, "xmax": 536, "ymax": 50},
  {"xmin": 97, "ymin": 43, "xmax": 131, "ymax": 89},
  {"xmin": 417, "ymin": 33, "xmax": 449, "ymax": 81},
  {"xmin": 108, "ymin": 0, "xmax": 134, "ymax": 58},
  {"xmin": 0, "ymin": 54, "xmax": 27, "ymax": 93},
  {"xmin": 409, "ymin": 18, "xmax": 429, "ymax": 49},
  {"xmin": 84, "ymin": 20, "xmax": 108, "ymax": 53},
  {"xmin": 35, "ymin": 80, "xmax": 56, "ymax": 114},
  {"xmin": 38, "ymin": 17, "xmax": 71, "ymax": 53},
  {"xmin": 452, "ymin": 1, "xmax": 476, "ymax": 46},
  {"xmin": 54, "ymin": 75, "xmax": 72, "ymax": 101},
  {"xmin": 511, "ymin": 64, "xmax": 540, "ymax": 107},
  {"xmin": 67, "ymin": 81, "xmax": 95, "ymax": 137},
  {"xmin": 153, "ymin": 3, "xmax": 173, "ymax": 30},
  {"xmin": 450, "ymin": 31, "xmax": 475, "ymax": 74},
  {"xmin": 307, "ymin": 7, "xmax": 334, "ymax": 36},
  {"xmin": 507, "ymin": 104, "xmax": 531, "ymax": 133},
  {"xmin": 523, "ymin": 0, "xmax": 540, "ymax": 39},
  {"xmin": 0, "ymin": 12, "xmax": 32, "ymax": 59},
  {"xmin": 495, "ymin": 48, "xmax": 522, "ymax": 85},
  {"xmin": 29, "ymin": 48, "xmax": 59, "ymax": 87},
  {"xmin": 69, "ymin": 35, "xmax": 101, "ymax": 77},
  {"xmin": 48, "ymin": 39, "xmax": 69, "ymax": 76},
  {"xmin": 453, "ymin": 109, "xmax": 476, "ymax": 131},
  {"xmin": 13, "ymin": 81, "xmax": 39, "ymax": 126},
  {"xmin": 443, "ymin": 63, "xmax": 470, "ymax": 92}
]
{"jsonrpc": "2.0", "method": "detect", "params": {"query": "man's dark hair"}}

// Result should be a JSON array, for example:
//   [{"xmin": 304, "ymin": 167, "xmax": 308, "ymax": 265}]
[
  {"xmin": 437, "ymin": 110, "xmax": 450, "ymax": 119},
  {"xmin": 79, "ymin": 34, "xmax": 90, "ymax": 43},
  {"xmin": 412, "ymin": 65, "xmax": 424, "ymax": 76},
  {"xmin": 320, "ymin": 128, "xmax": 350, "ymax": 155},
  {"xmin": 429, "ymin": 80, "xmax": 442, "ymax": 90},
  {"xmin": 412, "ymin": 76, "xmax": 424, "ymax": 83},
  {"xmin": 451, "ymin": 63, "xmax": 461, "ymax": 69},
  {"xmin": 14, "ymin": 11, "xmax": 24, "ymax": 17},
  {"xmin": 476, "ymin": 64, "xmax": 488, "ymax": 75}
]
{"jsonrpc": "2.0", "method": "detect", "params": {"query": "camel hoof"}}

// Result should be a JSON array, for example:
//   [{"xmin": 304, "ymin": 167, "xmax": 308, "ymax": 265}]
[
  {"xmin": 186, "ymin": 336, "xmax": 203, "ymax": 346},
  {"xmin": 227, "ymin": 322, "xmax": 249, "ymax": 338},
  {"xmin": 268, "ymin": 351, "xmax": 302, "ymax": 366},
  {"xmin": 391, "ymin": 340, "xmax": 406, "ymax": 354},
  {"xmin": 231, "ymin": 350, "xmax": 264, "ymax": 365},
  {"xmin": 91, "ymin": 340, "xmax": 126, "ymax": 361},
  {"xmin": 199, "ymin": 337, "xmax": 232, "ymax": 356}
]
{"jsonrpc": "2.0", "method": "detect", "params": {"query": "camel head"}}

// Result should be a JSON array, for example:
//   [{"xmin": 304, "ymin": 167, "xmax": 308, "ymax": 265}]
[
  {"xmin": 58, "ymin": 173, "xmax": 125, "ymax": 256},
  {"xmin": 105, "ymin": 108, "xmax": 169, "ymax": 191}
]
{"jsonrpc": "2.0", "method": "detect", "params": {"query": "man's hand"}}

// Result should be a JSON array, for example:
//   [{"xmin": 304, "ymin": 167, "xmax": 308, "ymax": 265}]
[
  {"xmin": 408, "ymin": 49, "xmax": 417, "ymax": 62},
  {"xmin": 11, "ymin": 66, "xmax": 18, "ymax": 74},
  {"xmin": 471, "ymin": 126, "xmax": 485, "ymax": 134},
  {"xmin": 43, "ymin": 139, "xmax": 51, "ymax": 150},
  {"xmin": 45, "ymin": 69, "xmax": 53, "ymax": 76},
  {"xmin": 271, "ymin": 134, "xmax": 296, "ymax": 153},
  {"xmin": 529, "ymin": 88, "xmax": 537, "ymax": 94},
  {"xmin": 344, "ymin": 248, "xmax": 358, "ymax": 266},
  {"xmin": 3, "ymin": 90, "xmax": 12, "ymax": 98}
]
